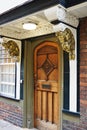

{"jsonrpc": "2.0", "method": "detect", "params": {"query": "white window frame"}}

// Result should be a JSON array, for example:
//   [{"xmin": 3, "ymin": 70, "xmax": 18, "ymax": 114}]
[{"xmin": 0, "ymin": 38, "xmax": 21, "ymax": 100}]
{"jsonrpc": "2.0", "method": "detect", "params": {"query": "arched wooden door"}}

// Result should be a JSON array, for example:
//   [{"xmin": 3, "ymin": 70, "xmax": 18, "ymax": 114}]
[{"xmin": 34, "ymin": 41, "xmax": 60, "ymax": 130}]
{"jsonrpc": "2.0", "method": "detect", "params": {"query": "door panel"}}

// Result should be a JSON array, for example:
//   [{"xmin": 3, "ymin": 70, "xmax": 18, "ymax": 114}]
[
  {"xmin": 34, "ymin": 42, "xmax": 60, "ymax": 130},
  {"xmin": 42, "ymin": 91, "xmax": 47, "ymax": 120},
  {"xmin": 48, "ymin": 92, "xmax": 52, "ymax": 122},
  {"xmin": 37, "ymin": 91, "xmax": 42, "ymax": 119},
  {"xmin": 53, "ymin": 93, "xmax": 58, "ymax": 124}
]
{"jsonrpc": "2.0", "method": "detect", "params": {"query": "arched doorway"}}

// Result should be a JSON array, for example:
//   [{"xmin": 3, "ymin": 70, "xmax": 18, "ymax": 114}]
[{"xmin": 34, "ymin": 41, "xmax": 61, "ymax": 130}]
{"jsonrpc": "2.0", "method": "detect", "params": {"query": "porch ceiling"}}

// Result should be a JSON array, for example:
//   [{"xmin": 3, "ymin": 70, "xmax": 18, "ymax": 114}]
[
  {"xmin": 0, "ymin": 11, "xmax": 54, "ymax": 40},
  {"xmin": 0, "ymin": 5, "xmax": 60, "ymax": 40},
  {"xmin": 0, "ymin": 2, "xmax": 87, "ymax": 40}
]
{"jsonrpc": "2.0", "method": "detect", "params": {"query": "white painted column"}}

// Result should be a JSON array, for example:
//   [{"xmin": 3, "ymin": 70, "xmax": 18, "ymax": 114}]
[
  {"xmin": 69, "ymin": 59, "xmax": 77, "ymax": 112},
  {"xmin": 69, "ymin": 29, "xmax": 77, "ymax": 112}
]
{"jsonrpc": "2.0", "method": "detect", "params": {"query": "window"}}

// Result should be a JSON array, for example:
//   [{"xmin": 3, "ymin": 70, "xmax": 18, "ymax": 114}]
[
  {"xmin": 63, "ymin": 50, "xmax": 79, "ymax": 113},
  {"xmin": 63, "ymin": 51, "xmax": 70, "ymax": 110},
  {"xmin": 63, "ymin": 28, "xmax": 80, "ymax": 114},
  {"xmin": 0, "ymin": 42, "xmax": 20, "ymax": 99}
]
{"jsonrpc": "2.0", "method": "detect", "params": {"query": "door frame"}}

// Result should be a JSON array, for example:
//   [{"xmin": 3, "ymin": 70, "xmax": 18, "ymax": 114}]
[{"xmin": 23, "ymin": 35, "xmax": 63, "ymax": 130}]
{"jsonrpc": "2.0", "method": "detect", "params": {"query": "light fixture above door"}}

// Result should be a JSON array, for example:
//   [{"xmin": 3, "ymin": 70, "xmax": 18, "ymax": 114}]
[{"xmin": 23, "ymin": 22, "xmax": 37, "ymax": 30}]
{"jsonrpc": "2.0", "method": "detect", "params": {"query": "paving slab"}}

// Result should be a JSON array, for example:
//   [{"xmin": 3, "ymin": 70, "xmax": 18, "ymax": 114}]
[{"xmin": 0, "ymin": 120, "xmax": 38, "ymax": 130}]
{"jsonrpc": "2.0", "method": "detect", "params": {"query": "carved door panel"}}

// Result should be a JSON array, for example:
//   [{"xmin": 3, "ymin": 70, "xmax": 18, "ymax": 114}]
[{"xmin": 34, "ymin": 42, "xmax": 60, "ymax": 130}]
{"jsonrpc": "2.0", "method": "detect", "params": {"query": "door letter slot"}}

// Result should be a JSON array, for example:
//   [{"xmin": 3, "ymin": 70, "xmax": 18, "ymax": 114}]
[{"xmin": 42, "ymin": 84, "xmax": 51, "ymax": 89}]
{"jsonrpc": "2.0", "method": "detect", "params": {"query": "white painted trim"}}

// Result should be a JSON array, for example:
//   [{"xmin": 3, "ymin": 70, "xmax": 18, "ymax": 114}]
[
  {"xmin": 67, "ymin": 2, "xmax": 87, "ymax": 11},
  {"xmin": 69, "ymin": 60, "xmax": 77, "ymax": 112},
  {"xmin": 44, "ymin": 5, "xmax": 79, "ymax": 28},
  {"xmin": 69, "ymin": 29, "xmax": 77, "ymax": 112},
  {"xmin": 16, "ymin": 62, "xmax": 20, "ymax": 99}
]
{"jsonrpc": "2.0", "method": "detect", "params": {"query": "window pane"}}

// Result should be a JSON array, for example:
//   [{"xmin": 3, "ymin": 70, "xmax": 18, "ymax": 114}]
[{"xmin": 0, "ymin": 44, "xmax": 15, "ymax": 98}]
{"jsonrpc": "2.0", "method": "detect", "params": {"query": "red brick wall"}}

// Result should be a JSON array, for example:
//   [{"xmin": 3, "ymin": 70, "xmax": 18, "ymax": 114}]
[
  {"xmin": 0, "ymin": 100, "xmax": 23, "ymax": 127},
  {"xmin": 80, "ymin": 17, "xmax": 87, "ymax": 129},
  {"xmin": 63, "ymin": 17, "xmax": 87, "ymax": 130}
]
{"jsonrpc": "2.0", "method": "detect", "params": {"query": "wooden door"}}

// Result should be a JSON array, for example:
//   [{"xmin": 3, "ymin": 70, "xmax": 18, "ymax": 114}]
[{"xmin": 34, "ymin": 41, "xmax": 60, "ymax": 130}]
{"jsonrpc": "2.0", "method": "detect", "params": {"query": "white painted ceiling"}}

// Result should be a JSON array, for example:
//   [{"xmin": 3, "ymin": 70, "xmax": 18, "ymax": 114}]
[
  {"xmin": 0, "ymin": 11, "xmax": 54, "ymax": 39},
  {"xmin": 0, "ymin": 2, "xmax": 87, "ymax": 40}
]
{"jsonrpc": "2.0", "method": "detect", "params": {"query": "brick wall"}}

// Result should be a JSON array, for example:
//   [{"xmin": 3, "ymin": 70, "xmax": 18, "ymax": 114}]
[
  {"xmin": 63, "ymin": 17, "xmax": 87, "ymax": 130},
  {"xmin": 80, "ymin": 17, "xmax": 87, "ymax": 129},
  {"xmin": 0, "ymin": 100, "xmax": 23, "ymax": 127}
]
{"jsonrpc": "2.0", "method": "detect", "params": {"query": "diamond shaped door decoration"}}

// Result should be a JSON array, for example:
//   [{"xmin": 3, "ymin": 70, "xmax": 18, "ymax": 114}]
[{"xmin": 42, "ymin": 58, "xmax": 54, "ymax": 77}]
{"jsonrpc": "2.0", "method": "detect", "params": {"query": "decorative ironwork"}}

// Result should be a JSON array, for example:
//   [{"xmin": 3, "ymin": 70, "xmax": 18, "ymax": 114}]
[
  {"xmin": 42, "ymin": 58, "xmax": 54, "ymax": 77},
  {"xmin": 56, "ymin": 28, "xmax": 75, "ymax": 60}
]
